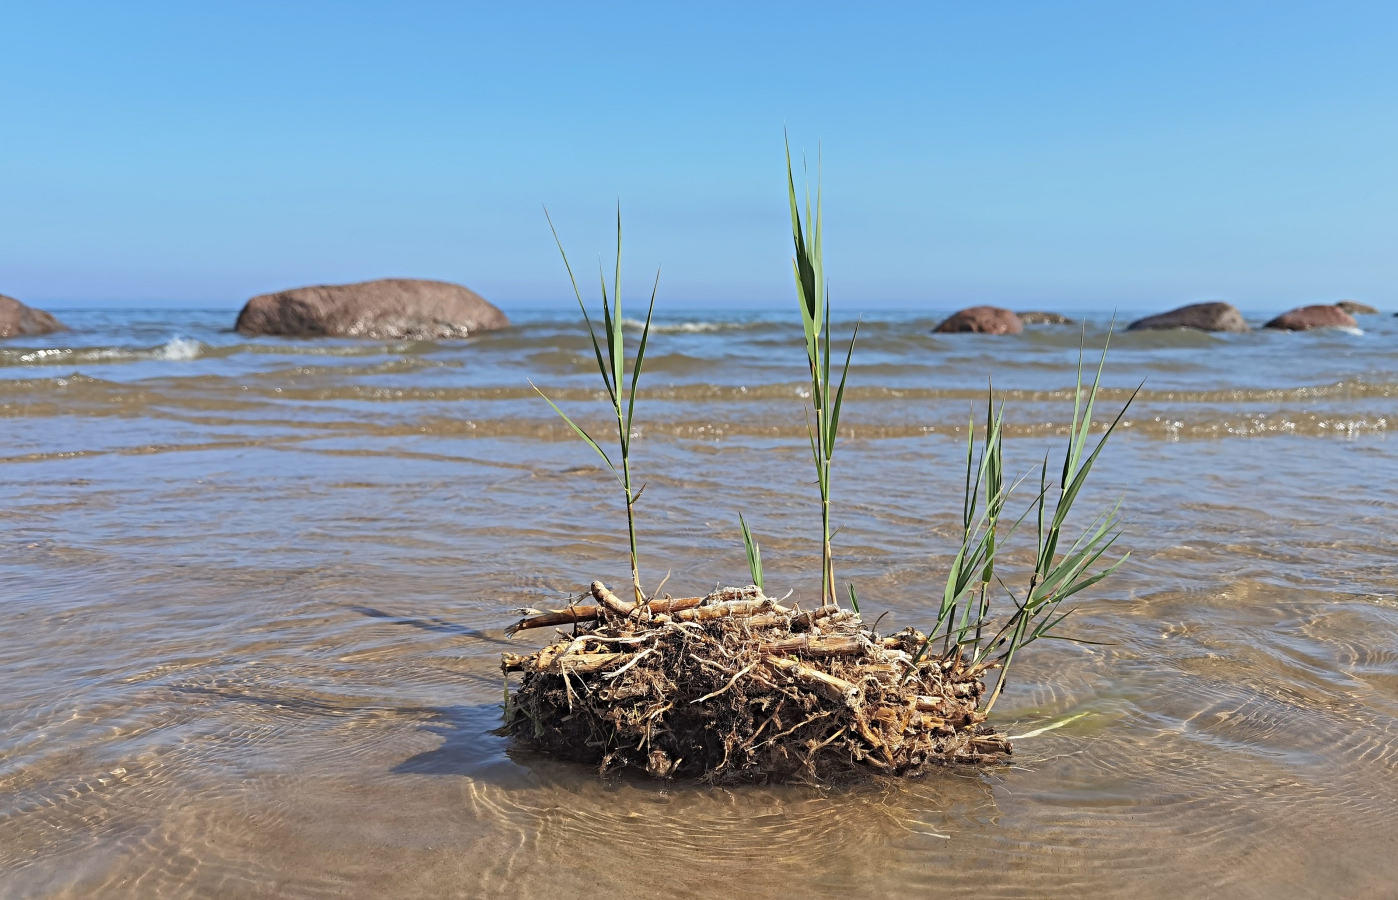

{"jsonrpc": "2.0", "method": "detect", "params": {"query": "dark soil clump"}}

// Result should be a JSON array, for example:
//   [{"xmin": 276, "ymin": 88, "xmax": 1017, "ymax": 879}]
[{"xmin": 501, "ymin": 581, "xmax": 1011, "ymax": 783}]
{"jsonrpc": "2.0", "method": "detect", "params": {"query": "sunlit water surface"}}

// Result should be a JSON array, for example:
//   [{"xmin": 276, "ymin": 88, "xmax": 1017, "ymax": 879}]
[{"xmin": 2, "ymin": 308, "xmax": 1396, "ymax": 898}]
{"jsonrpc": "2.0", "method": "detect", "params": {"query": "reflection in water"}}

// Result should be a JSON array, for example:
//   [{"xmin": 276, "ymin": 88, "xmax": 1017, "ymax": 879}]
[{"xmin": 1, "ymin": 308, "xmax": 1397, "ymax": 897}]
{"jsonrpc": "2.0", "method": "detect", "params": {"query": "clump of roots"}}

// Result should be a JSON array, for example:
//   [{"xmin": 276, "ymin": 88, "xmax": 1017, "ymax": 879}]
[{"xmin": 500, "ymin": 581, "xmax": 1010, "ymax": 783}]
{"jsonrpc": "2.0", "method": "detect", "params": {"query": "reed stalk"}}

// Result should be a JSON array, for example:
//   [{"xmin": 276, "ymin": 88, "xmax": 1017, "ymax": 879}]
[
  {"xmin": 786, "ymin": 138, "xmax": 858, "ymax": 608},
  {"xmin": 906, "ymin": 329, "xmax": 1138, "ymax": 712},
  {"xmin": 534, "ymin": 207, "xmax": 658, "ymax": 607},
  {"xmin": 979, "ymin": 332, "xmax": 1139, "ymax": 712}
]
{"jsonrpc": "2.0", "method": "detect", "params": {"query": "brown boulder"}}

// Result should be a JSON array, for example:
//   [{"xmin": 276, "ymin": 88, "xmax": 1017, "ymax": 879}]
[
  {"xmin": 0, "ymin": 294, "xmax": 66, "ymax": 338},
  {"xmin": 1016, "ymin": 311, "xmax": 1074, "ymax": 325},
  {"xmin": 1126, "ymin": 302, "xmax": 1248, "ymax": 333},
  {"xmin": 933, "ymin": 306, "xmax": 1023, "ymax": 335},
  {"xmin": 236, "ymin": 278, "xmax": 509, "ymax": 339},
  {"xmin": 1264, "ymin": 305, "xmax": 1358, "ymax": 331},
  {"xmin": 1335, "ymin": 300, "xmax": 1379, "ymax": 315}
]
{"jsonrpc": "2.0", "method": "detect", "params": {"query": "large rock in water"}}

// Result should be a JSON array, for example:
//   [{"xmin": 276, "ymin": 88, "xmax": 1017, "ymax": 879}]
[
  {"xmin": 1126, "ymin": 302, "xmax": 1248, "ymax": 333},
  {"xmin": 1264, "ymin": 305, "xmax": 1358, "ymax": 331},
  {"xmin": 933, "ymin": 306, "xmax": 1023, "ymax": 334},
  {"xmin": 1336, "ymin": 300, "xmax": 1379, "ymax": 315},
  {"xmin": 236, "ymin": 278, "xmax": 509, "ymax": 339},
  {"xmin": 0, "ymin": 294, "xmax": 66, "ymax": 338},
  {"xmin": 1016, "ymin": 310, "xmax": 1074, "ymax": 325}
]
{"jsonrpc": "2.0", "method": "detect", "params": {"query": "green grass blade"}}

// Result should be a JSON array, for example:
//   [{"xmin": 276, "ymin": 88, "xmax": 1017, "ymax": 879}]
[
  {"xmin": 1037, "ymin": 634, "xmax": 1117, "ymax": 646},
  {"xmin": 611, "ymin": 204, "xmax": 625, "ymax": 391},
  {"xmin": 826, "ymin": 318, "xmax": 860, "ymax": 453},
  {"xmin": 1054, "ymin": 549, "xmax": 1129, "ymax": 603},
  {"xmin": 1063, "ymin": 329, "xmax": 1086, "ymax": 488},
  {"xmin": 532, "ymin": 382, "xmax": 617, "ymax": 478},
  {"xmin": 1071, "ymin": 328, "xmax": 1112, "ymax": 470},
  {"xmin": 804, "ymin": 410, "xmax": 822, "ymax": 470},
  {"xmin": 545, "ymin": 208, "xmax": 615, "ymax": 404},
  {"xmin": 810, "ymin": 144, "xmax": 824, "ymax": 324},
  {"xmin": 739, "ymin": 512, "xmax": 763, "ymax": 591},
  {"xmin": 598, "ymin": 264, "xmax": 618, "ymax": 391},
  {"xmin": 1055, "ymin": 497, "xmax": 1121, "ymax": 561},
  {"xmin": 962, "ymin": 411, "xmax": 977, "ymax": 530},
  {"xmin": 1035, "ymin": 452, "xmax": 1048, "ymax": 563},
  {"xmin": 1033, "ymin": 536, "xmax": 1120, "ymax": 606},
  {"xmin": 1052, "ymin": 383, "xmax": 1141, "ymax": 531},
  {"xmin": 1066, "ymin": 322, "xmax": 1116, "ymax": 485},
  {"xmin": 847, "ymin": 582, "xmax": 860, "ymax": 615},
  {"xmin": 785, "ymin": 135, "xmax": 820, "ymax": 338},
  {"xmin": 1047, "ymin": 529, "xmax": 1119, "ymax": 596},
  {"xmin": 1029, "ymin": 604, "xmax": 1079, "ymax": 642},
  {"xmin": 940, "ymin": 545, "xmax": 970, "ymax": 622},
  {"xmin": 816, "ymin": 300, "xmax": 827, "ymax": 413},
  {"xmin": 625, "ymin": 270, "xmax": 660, "ymax": 431},
  {"xmin": 1031, "ymin": 510, "xmax": 1122, "ymax": 601},
  {"xmin": 583, "ymin": 312, "xmax": 616, "ymax": 406}
]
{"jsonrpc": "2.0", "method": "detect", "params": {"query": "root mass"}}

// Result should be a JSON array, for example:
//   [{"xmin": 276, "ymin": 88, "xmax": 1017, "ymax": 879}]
[{"xmin": 501, "ymin": 581, "xmax": 1011, "ymax": 783}]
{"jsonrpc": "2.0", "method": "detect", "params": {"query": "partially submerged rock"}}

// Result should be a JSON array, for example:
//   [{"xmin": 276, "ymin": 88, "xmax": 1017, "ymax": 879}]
[
  {"xmin": 1336, "ymin": 300, "xmax": 1379, "ymax": 315},
  {"xmin": 1127, "ymin": 302, "xmax": 1248, "ymax": 333},
  {"xmin": 1017, "ymin": 311, "xmax": 1074, "ymax": 326},
  {"xmin": 501, "ymin": 581, "xmax": 1009, "ymax": 783},
  {"xmin": 0, "ymin": 294, "xmax": 66, "ymax": 338},
  {"xmin": 1265, "ymin": 305, "xmax": 1358, "ymax": 331},
  {"xmin": 933, "ymin": 306, "xmax": 1023, "ymax": 335},
  {"xmin": 236, "ymin": 278, "xmax": 509, "ymax": 339}
]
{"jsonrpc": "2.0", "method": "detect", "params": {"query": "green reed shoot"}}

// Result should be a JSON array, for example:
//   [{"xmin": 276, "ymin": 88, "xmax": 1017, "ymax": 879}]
[
  {"xmin": 908, "ymin": 330, "xmax": 1139, "ymax": 714},
  {"xmin": 787, "ymin": 137, "xmax": 858, "ymax": 608},
  {"xmin": 979, "ymin": 333, "xmax": 1140, "ymax": 712},
  {"xmin": 739, "ymin": 512, "xmax": 764, "ymax": 592},
  {"xmin": 534, "ymin": 207, "xmax": 658, "ymax": 607}
]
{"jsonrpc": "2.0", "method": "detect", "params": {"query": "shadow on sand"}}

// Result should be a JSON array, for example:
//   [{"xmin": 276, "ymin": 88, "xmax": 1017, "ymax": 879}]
[{"xmin": 392, "ymin": 702, "xmax": 519, "ymax": 777}]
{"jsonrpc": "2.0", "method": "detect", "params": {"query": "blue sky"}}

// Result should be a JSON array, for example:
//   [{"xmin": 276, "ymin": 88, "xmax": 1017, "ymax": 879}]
[{"xmin": 1, "ymin": 1, "xmax": 1395, "ymax": 310}]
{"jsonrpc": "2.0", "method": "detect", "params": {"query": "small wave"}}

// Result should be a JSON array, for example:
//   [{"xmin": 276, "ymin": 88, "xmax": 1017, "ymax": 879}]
[
  {"xmin": 621, "ymin": 318, "xmax": 757, "ymax": 334},
  {"xmin": 2, "ymin": 336, "xmax": 205, "ymax": 367}
]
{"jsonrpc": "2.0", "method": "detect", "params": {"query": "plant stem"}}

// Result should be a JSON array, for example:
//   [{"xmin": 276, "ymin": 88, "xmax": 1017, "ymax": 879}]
[
  {"xmin": 974, "ymin": 581, "xmax": 988, "ymax": 646},
  {"xmin": 822, "ymin": 491, "xmax": 834, "ymax": 607},
  {"xmin": 618, "ymin": 408, "xmax": 643, "ymax": 608},
  {"xmin": 624, "ymin": 471, "xmax": 642, "ymax": 608},
  {"xmin": 540, "ymin": 207, "xmax": 658, "ymax": 613},
  {"xmin": 982, "ymin": 613, "xmax": 1028, "ymax": 715}
]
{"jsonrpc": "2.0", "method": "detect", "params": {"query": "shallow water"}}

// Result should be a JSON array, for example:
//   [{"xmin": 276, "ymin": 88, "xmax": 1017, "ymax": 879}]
[{"xmin": 2, "ymin": 307, "xmax": 1396, "ymax": 898}]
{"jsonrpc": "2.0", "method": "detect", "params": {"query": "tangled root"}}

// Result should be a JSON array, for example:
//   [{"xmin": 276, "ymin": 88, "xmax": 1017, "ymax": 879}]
[{"xmin": 500, "ymin": 581, "xmax": 1010, "ymax": 783}]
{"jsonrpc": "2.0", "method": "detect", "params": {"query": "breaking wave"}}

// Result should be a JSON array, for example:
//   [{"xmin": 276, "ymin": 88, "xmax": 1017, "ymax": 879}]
[{"xmin": 1, "ymin": 336, "xmax": 206, "ymax": 367}]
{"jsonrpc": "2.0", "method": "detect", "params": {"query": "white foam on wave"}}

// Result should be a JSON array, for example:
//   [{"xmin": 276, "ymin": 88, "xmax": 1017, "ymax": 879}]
[
  {"xmin": 621, "ymin": 318, "xmax": 747, "ymax": 334},
  {"xmin": 151, "ymin": 336, "xmax": 203, "ymax": 361},
  {"xmin": 6, "ymin": 335, "xmax": 205, "ymax": 367}
]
